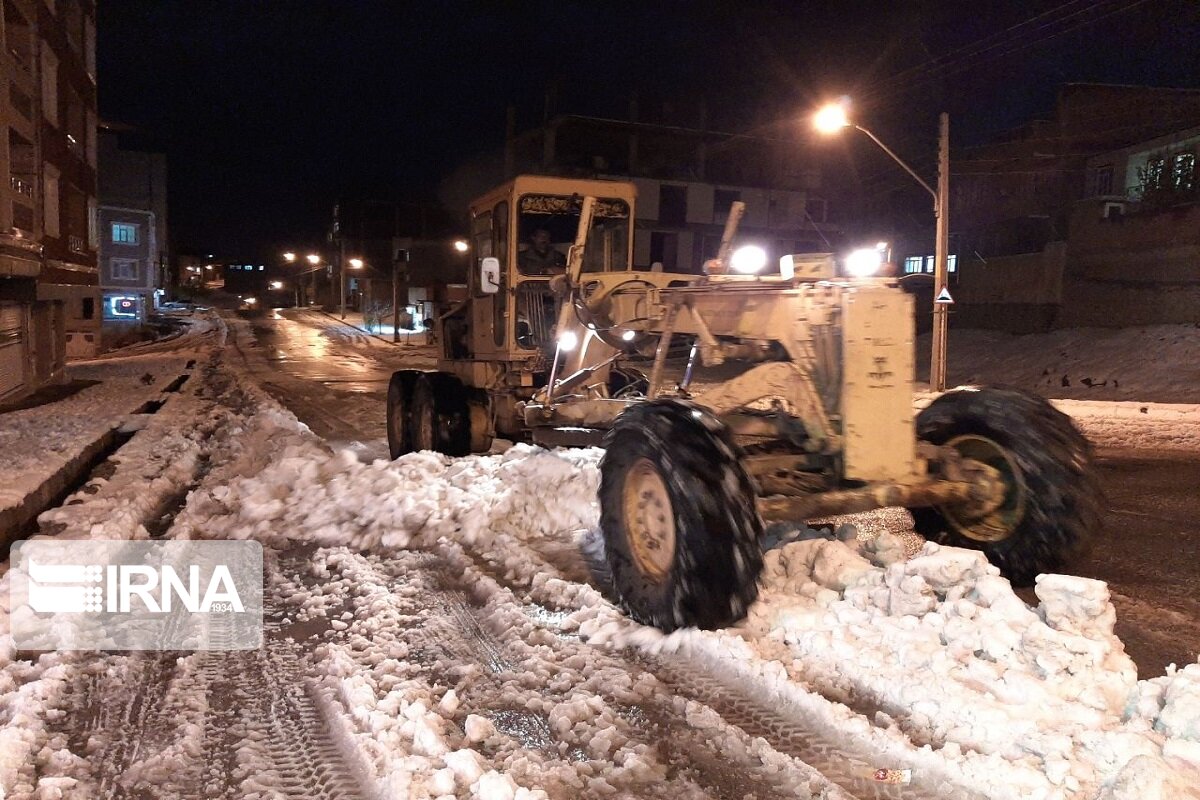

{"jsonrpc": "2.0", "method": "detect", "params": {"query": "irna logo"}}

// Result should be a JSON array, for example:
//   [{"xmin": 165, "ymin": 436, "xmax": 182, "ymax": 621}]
[{"xmin": 26, "ymin": 560, "xmax": 245, "ymax": 614}]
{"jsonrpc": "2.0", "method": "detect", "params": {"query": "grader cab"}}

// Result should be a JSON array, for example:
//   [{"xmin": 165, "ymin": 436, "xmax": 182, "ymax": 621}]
[{"xmin": 386, "ymin": 176, "xmax": 1098, "ymax": 632}]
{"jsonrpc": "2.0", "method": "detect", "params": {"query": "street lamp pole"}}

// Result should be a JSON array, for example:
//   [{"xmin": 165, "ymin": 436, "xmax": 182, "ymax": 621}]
[
  {"xmin": 814, "ymin": 102, "xmax": 951, "ymax": 391},
  {"xmin": 931, "ymin": 112, "xmax": 950, "ymax": 393},
  {"xmin": 339, "ymin": 237, "xmax": 347, "ymax": 320}
]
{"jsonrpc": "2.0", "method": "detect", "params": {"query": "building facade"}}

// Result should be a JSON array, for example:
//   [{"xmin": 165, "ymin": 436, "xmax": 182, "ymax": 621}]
[
  {"xmin": 98, "ymin": 206, "xmax": 157, "ymax": 322},
  {"xmin": 0, "ymin": 0, "xmax": 98, "ymax": 400},
  {"xmin": 98, "ymin": 126, "xmax": 167, "ymax": 324},
  {"xmin": 503, "ymin": 112, "xmax": 840, "ymax": 273}
]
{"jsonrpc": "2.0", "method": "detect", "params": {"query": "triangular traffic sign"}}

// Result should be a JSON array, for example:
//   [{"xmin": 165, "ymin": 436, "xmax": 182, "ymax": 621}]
[{"xmin": 935, "ymin": 286, "xmax": 954, "ymax": 304}]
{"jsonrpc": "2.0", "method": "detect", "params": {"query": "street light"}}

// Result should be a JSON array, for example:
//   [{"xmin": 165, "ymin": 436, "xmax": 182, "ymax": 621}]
[
  {"xmin": 349, "ymin": 258, "xmax": 364, "ymax": 269},
  {"xmin": 452, "ymin": 239, "xmax": 469, "ymax": 253},
  {"xmin": 306, "ymin": 253, "xmax": 320, "ymax": 265},
  {"xmin": 283, "ymin": 252, "xmax": 296, "ymax": 263},
  {"xmin": 814, "ymin": 100, "xmax": 951, "ymax": 391}
]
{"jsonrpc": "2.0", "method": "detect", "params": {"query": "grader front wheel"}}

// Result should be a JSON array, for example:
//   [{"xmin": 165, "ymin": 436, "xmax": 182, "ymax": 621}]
[
  {"xmin": 911, "ymin": 387, "xmax": 1099, "ymax": 585},
  {"xmin": 599, "ymin": 400, "xmax": 763, "ymax": 632}
]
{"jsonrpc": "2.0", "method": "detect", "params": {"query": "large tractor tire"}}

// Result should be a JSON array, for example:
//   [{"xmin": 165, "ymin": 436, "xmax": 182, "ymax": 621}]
[
  {"xmin": 410, "ymin": 372, "xmax": 472, "ymax": 456},
  {"xmin": 599, "ymin": 400, "xmax": 763, "ymax": 631},
  {"xmin": 911, "ymin": 386, "xmax": 1099, "ymax": 586},
  {"xmin": 386, "ymin": 370, "xmax": 420, "ymax": 459}
]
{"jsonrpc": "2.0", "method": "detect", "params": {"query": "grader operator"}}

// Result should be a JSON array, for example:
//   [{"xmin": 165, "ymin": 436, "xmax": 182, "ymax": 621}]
[{"xmin": 386, "ymin": 175, "xmax": 1097, "ymax": 632}]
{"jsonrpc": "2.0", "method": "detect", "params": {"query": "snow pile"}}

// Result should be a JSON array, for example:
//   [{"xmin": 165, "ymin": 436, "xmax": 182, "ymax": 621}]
[
  {"xmin": 180, "ymin": 428, "xmax": 601, "ymax": 562},
  {"xmin": 918, "ymin": 324, "xmax": 1200, "ymax": 403},
  {"xmin": 748, "ymin": 537, "xmax": 1199, "ymax": 798}
]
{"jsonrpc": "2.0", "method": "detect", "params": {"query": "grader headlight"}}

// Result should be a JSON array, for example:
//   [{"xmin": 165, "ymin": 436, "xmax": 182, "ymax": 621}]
[
  {"xmin": 844, "ymin": 246, "xmax": 884, "ymax": 278},
  {"xmin": 730, "ymin": 245, "xmax": 768, "ymax": 274},
  {"xmin": 557, "ymin": 330, "xmax": 579, "ymax": 352}
]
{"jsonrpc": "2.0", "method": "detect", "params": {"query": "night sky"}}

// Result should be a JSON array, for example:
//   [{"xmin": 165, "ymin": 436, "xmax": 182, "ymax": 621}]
[{"xmin": 97, "ymin": 0, "xmax": 1200, "ymax": 259}]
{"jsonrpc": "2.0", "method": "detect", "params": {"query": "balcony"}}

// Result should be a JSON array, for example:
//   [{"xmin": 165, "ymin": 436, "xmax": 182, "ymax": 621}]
[
  {"xmin": 68, "ymin": 234, "xmax": 87, "ymax": 254},
  {"xmin": 10, "ymin": 175, "xmax": 33, "ymax": 198}
]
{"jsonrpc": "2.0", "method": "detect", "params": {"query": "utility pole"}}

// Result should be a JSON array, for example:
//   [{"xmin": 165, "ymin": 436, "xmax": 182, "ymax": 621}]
[
  {"xmin": 392, "ymin": 246, "xmax": 408, "ymax": 343},
  {"xmin": 931, "ymin": 112, "xmax": 950, "ymax": 392},
  {"xmin": 339, "ymin": 236, "xmax": 347, "ymax": 320}
]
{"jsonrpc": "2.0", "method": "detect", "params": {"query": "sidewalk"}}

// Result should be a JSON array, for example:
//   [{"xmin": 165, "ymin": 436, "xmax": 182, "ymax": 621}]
[
  {"xmin": 0, "ymin": 351, "xmax": 196, "ymax": 541},
  {"xmin": 304, "ymin": 306, "xmax": 432, "ymax": 346}
]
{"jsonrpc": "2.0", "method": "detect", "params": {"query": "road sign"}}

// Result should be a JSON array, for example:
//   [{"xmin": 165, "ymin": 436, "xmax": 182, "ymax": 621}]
[{"xmin": 935, "ymin": 287, "xmax": 954, "ymax": 304}]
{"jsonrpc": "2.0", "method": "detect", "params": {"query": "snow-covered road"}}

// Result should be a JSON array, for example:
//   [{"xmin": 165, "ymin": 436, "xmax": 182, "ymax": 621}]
[{"xmin": 2, "ymin": 312, "xmax": 1199, "ymax": 799}]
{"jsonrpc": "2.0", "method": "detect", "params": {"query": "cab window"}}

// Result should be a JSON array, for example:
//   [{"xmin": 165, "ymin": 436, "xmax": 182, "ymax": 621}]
[{"xmin": 516, "ymin": 195, "xmax": 629, "ymax": 276}]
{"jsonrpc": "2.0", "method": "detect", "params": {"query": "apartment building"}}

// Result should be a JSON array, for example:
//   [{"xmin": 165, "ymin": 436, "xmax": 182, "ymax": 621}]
[
  {"xmin": 98, "ymin": 126, "xmax": 167, "ymax": 324},
  {"xmin": 0, "ymin": 0, "xmax": 98, "ymax": 400}
]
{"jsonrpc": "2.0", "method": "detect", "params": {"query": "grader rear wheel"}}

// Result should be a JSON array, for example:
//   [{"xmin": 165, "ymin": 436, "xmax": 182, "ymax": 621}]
[
  {"xmin": 386, "ymin": 370, "xmax": 420, "ymax": 459},
  {"xmin": 911, "ymin": 386, "xmax": 1099, "ymax": 585},
  {"xmin": 599, "ymin": 400, "xmax": 763, "ymax": 632},
  {"xmin": 409, "ymin": 372, "xmax": 472, "ymax": 456}
]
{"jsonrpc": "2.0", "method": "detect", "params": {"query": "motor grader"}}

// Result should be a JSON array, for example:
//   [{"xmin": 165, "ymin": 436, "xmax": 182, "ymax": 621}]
[{"xmin": 387, "ymin": 174, "xmax": 1097, "ymax": 632}]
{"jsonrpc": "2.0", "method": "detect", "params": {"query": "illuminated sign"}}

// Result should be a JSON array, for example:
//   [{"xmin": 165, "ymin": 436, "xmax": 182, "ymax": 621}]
[{"xmin": 109, "ymin": 296, "xmax": 138, "ymax": 318}]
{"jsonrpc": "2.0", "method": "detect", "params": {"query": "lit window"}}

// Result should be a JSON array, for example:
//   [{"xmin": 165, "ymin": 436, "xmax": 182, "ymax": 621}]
[
  {"xmin": 112, "ymin": 222, "xmax": 139, "ymax": 244},
  {"xmin": 1173, "ymin": 153, "xmax": 1195, "ymax": 191},
  {"xmin": 909, "ymin": 254, "xmax": 957, "ymax": 274}
]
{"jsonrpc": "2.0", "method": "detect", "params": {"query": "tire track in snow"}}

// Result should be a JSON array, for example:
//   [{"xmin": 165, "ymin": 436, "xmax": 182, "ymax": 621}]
[
  {"xmin": 422, "ymin": 554, "xmax": 845, "ymax": 800},
  {"xmin": 433, "ymin": 531, "xmax": 992, "ymax": 800}
]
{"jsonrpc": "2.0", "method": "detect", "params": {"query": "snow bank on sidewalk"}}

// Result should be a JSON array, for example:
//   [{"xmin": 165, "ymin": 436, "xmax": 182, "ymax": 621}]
[{"xmin": 0, "ymin": 354, "xmax": 192, "ymax": 517}]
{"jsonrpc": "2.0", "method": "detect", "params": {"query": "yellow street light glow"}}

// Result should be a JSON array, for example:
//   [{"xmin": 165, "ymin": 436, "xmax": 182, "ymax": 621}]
[
  {"xmin": 270, "ymin": 280, "xmax": 284, "ymax": 290},
  {"xmin": 283, "ymin": 252, "xmax": 296, "ymax": 262},
  {"xmin": 453, "ymin": 239, "xmax": 469, "ymax": 253},
  {"xmin": 306, "ymin": 254, "xmax": 320, "ymax": 265},
  {"xmin": 349, "ymin": 258, "xmax": 364, "ymax": 268},
  {"xmin": 621, "ymin": 329, "xmax": 636, "ymax": 342},
  {"xmin": 730, "ymin": 244, "xmax": 768, "ymax": 274},
  {"xmin": 814, "ymin": 102, "xmax": 850, "ymax": 135}
]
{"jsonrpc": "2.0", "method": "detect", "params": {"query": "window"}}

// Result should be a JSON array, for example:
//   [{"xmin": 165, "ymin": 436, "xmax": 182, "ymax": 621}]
[
  {"xmin": 87, "ymin": 198, "xmax": 98, "ymax": 248},
  {"xmin": 713, "ymin": 189, "xmax": 740, "ymax": 218},
  {"xmin": 805, "ymin": 197, "xmax": 827, "ymax": 223},
  {"xmin": 1094, "ymin": 165, "xmax": 1113, "ymax": 196},
  {"xmin": 110, "ymin": 258, "xmax": 137, "ymax": 280},
  {"xmin": 907, "ymin": 254, "xmax": 957, "ymax": 274},
  {"xmin": 493, "ymin": 201, "xmax": 508, "ymax": 347},
  {"xmin": 658, "ymin": 185, "xmax": 687, "ymax": 226},
  {"xmin": 1173, "ymin": 152, "xmax": 1195, "ymax": 192},
  {"xmin": 649, "ymin": 231, "xmax": 678, "ymax": 270},
  {"xmin": 40, "ymin": 48, "xmax": 57, "ymax": 126},
  {"xmin": 81, "ymin": 297, "xmax": 94, "ymax": 319},
  {"xmin": 112, "ymin": 222, "xmax": 139, "ymax": 244},
  {"xmin": 43, "ymin": 164, "xmax": 59, "ymax": 237},
  {"xmin": 1143, "ymin": 157, "xmax": 1166, "ymax": 192}
]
